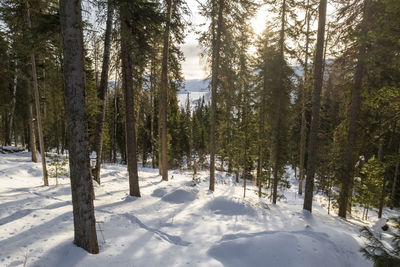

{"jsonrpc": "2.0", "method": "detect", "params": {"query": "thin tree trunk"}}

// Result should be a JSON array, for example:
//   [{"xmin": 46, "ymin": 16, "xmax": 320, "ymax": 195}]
[
  {"xmin": 390, "ymin": 143, "xmax": 400, "ymax": 209},
  {"xmin": 8, "ymin": 61, "xmax": 18, "ymax": 146},
  {"xmin": 270, "ymin": 0, "xmax": 286, "ymax": 204},
  {"xmin": 189, "ymin": 111, "xmax": 193, "ymax": 171},
  {"xmin": 378, "ymin": 141, "xmax": 386, "ymax": 218},
  {"xmin": 61, "ymin": 116, "xmax": 66, "ymax": 155},
  {"xmin": 52, "ymin": 87, "xmax": 60, "ymax": 154},
  {"xmin": 298, "ymin": 89, "xmax": 307, "ymax": 195},
  {"xmin": 26, "ymin": 0, "xmax": 48, "ymax": 186},
  {"xmin": 257, "ymin": 56, "xmax": 268, "ymax": 198},
  {"xmin": 158, "ymin": 115, "xmax": 162, "ymax": 175},
  {"xmin": 141, "ymin": 102, "xmax": 146, "ymax": 167},
  {"xmin": 113, "ymin": 71, "xmax": 118, "ymax": 163},
  {"xmin": 303, "ymin": 0, "xmax": 327, "ymax": 212},
  {"xmin": 150, "ymin": 59, "xmax": 156, "ymax": 169},
  {"xmin": 59, "ymin": 0, "xmax": 99, "ymax": 254},
  {"xmin": 160, "ymin": 0, "xmax": 173, "ymax": 181},
  {"xmin": 338, "ymin": 0, "xmax": 370, "ymax": 219},
  {"xmin": 93, "ymin": 1, "xmax": 113, "ymax": 185},
  {"xmin": 209, "ymin": 0, "xmax": 224, "ymax": 192},
  {"xmin": 120, "ymin": 5, "xmax": 141, "ymax": 197}
]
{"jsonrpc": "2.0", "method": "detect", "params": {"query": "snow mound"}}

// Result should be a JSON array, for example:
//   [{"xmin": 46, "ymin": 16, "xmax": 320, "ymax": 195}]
[
  {"xmin": 152, "ymin": 188, "xmax": 167, "ymax": 197},
  {"xmin": 208, "ymin": 230, "xmax": 354, "ymax": 267},
  {"xmin": 208, "ymin": 197, "xmax": 256, "ymax": 216},
  {"xmin": 161, "ymin": 188, "xmax": 198, "ymax": 204}
]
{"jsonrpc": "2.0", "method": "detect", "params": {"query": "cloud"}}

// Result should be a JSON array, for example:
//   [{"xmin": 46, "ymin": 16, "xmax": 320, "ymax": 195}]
[{"xmin": 181, "ymin": 38, "xmax": 207, "ymax": 80}]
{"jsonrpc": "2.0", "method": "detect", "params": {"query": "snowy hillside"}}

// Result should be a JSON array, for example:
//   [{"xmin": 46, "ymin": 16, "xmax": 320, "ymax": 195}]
[
  {"xmin": 1, "ymin": 152, "xmax": 395, "ymax": 267},
  {"xmin": 178, "ymin": 79, "xmax": 210, "ymax": 108}
]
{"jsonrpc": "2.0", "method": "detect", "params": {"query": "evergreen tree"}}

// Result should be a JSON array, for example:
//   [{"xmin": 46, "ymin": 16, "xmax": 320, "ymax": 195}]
[
  {"xmin": 303, "ymin": 0, "xmax": 327, "ymax": 212},
  {"xmin": 59, "ymin": 0, "xmax": 99, "ymax": 254}
]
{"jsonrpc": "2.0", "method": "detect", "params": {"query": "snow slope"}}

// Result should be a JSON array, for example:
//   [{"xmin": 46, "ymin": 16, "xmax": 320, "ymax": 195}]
[
  {"xmin": 0, "ymin": 152, "xmax": 379, "ymax": 266},
  {"xmin": 178, "ymin": 79, "xmax": 210, "ymax": 108}
]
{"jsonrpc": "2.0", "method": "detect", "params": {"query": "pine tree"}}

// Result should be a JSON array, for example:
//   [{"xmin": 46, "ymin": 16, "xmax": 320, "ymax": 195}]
[
  {"xmin": 59, "ymin": 0, "xmax": 99, "ymax": 254},
  {"xmin": 337, "ymin": 0, "xmax": 372, "ymax": 219},
  {"xmin": 209, "ymin": 0, "xmax": 224, "ymax": 191},
  {"xmin": 93, "ymin": 0, "xmax": 113, "ymax": 185},
  {"xmin": 303, "ymin": 0, "xmax": 327, "ymax": 212},
  {"xmin": 361, "ymin": 217, "xmax": 400, "ymax": 266},
  {"xmin": 119, "ymin": 1, "xmax": 141, "ymax": 197},
  {"xmin": 160, "ymin": 0, "xmax": 173, "ymax": 181},
  {"xmin": 25, "ymin": 0, "xmax": 48, "ymax": 186}
]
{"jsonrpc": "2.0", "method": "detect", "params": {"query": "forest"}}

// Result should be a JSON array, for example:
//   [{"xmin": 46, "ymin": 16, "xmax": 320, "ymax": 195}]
[{"xmin": 0, "ymin": 0, "xmax": 399, "ymax": 266}]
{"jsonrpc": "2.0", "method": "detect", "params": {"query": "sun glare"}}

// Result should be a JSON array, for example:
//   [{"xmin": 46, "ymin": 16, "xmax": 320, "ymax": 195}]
[{"xmin": 251, "ymin": 5, "xmax": 269, "ymax": 36}]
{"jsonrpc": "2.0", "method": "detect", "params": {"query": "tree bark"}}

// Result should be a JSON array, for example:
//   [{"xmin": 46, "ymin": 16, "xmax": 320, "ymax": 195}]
[
  {"xmin": 8, "ymin": 61, "xmax": 18, "ymax": 146},
  {"xmin": 59, "ymin": 0, "xmax": 99, "ymax": 254},
  {"xmin": 298, "ymin": 0, "xmax": 311, "ymax": 195},
  {"xmin": 209, "ymin": 0, "xmax": 224, "ymax": 192},
  {"xmin": 160, "ymin": 0, "xmax": 173, "ymax": 181},
  {"xmin": 26, "ymin": 0, "xmax": 48, "ymax": 186},
  {"xmin": 120, "ymin": 5, "xmax": 141, "ymax": 197},
  {"xmin": 270, "ymin": 0, "xmax": 286, "ymax": 204},
  {"xmin": 303, "ymin": 0, "xmax": 327, "ymax": 212},
  {"xmin": 257, "ymin": 55, "xmax": 268, "ymax": 198},
  {"xmin": 150, "ymin": 59, "xmax": 156, "ymax": 169},
  {"xmin": 93, "ymin": 1, "xmax": 113, "ymax": 184},
  {"xmin": 112, "ymin": 71, "xmax": 118, "ymax": 163},
  {"xmin": 27, "ymin": 78, "xmax": 38, "ymax": 162},
  {"xmin": 338, "ymin": 0, "xmax": 370, "ymax": 219}
]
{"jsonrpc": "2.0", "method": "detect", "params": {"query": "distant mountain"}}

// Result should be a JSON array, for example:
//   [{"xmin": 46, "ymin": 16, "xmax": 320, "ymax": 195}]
[
  {"xmin": 108, "ymin": 78, "xmax": 210, "ymax": 109},
  {"xmin": 177, "ymin": 79, "xmax": 210, "ymax": 108},
  {"xmin": 109, "ymin": 63, "xmax": 318, "ymax": 110}
]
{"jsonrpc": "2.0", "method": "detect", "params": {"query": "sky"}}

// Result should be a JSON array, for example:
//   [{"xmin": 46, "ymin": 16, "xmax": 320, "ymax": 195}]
[
  {"xmin": 181, "ymin": 0, "xmax": 269, "ymax": 81},
  {"xmin": 181, "ymin": 1, "xmax": 336, "ymax": 81},
  {"xmin": 180, "ymin": 0, "xmax": 207, "ymax": 81},
  {"xmin": 82, "ymin": 0, "xmax": 336, "ymax": 82}
]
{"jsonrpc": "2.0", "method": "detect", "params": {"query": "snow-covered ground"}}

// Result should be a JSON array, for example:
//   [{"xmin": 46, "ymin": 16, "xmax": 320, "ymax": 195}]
[{"xmin": 1, "ymin": 152, "xmax": 396, "ymax": 267}]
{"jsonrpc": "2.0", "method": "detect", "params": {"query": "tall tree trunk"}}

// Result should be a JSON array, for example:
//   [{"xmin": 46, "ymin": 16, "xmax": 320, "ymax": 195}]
[
  {"xmin": 298, "ymin": 0, "xmax": 311, "ymax": 195},
  {"xmin": 141, "ymin": 101, "xmax": 146, "ymax": 167},
  {"xmin": 93, "ymin": 1, "xmax": 113, "ymax": 185},
  {"xmin": 26, "ymin": 0, "xmax": 48, "ymax": 186},
  {"xmin": 120, "ymin": 5, "xmax": 141, "ymax": 197},
  {"xmin": 391, "ymin": 143, "xmax": 400, "ymax": 209},
  {"xmin": 270, "ymin": 0, "xmax": 286, "ymax": 204},
  {"xmin": 209, "ymin": 0, "xmax": 224, "ymax": 192},
  {"xmin": 338, "ymin": 0, "xmax": 370, "ymax": 219},
  {"xmin": 59, "ymin": 0, "xmax": 99, "ymax": 254},
  {"xmin": 160, "ymin": 0, "xmax": 173, "ymax": 181},
  {"xmin": 189, "ymin": 114, "xmax": 194, "ymax": 171},
  {"xmin": 112, "ymin": 71, "xmax": 118, "ymax": 163},
  {"xmin": 158, "ymin": 114, "xmax": 162, "ymax": 175},
  {"xmin": 150, "ymin": 59, "xmax": 156, "ymax": 169},
  {"xmin": 303, "ymin": 0, "xmax": 327, "ymax": 212},
  {"xmin": 8, "ymin": 61, "xmax": 18, "ymax": 146},
  {"xmin": 257, "ymin": 55, "xmax": 268, "ymax": 198}
]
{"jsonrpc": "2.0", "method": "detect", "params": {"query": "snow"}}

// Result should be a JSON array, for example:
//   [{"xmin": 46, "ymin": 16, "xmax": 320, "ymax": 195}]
[
  {"xmin": 177, "ymin": 79, "xmax": 210, "ymax": 108},
  {"xmin": 0, "ymin": 151, "xmax": 395, "ymax": 266}
]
